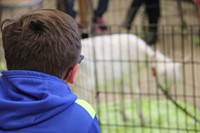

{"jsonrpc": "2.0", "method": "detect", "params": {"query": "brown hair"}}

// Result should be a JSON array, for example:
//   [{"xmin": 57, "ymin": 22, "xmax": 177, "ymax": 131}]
[{"xmin": 1, "ymin": 9, "xmax": 81, "ymax": 78}]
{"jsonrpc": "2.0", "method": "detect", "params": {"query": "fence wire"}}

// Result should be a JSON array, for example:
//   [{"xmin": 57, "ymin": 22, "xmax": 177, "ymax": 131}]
[{"xmin": 74, "ymin": 24, "xmax": 200, "ymax": 133}]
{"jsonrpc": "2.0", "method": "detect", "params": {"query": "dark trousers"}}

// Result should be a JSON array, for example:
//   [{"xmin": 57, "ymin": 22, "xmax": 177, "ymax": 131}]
[
  {"xmin": 129, "ymin": 0, "xmax": 160, "ymax": 31},
  {"xmin": 144, "ymin": 0, "xmax": 160, "ymax": 31},
  {"xmin": 94, "ymin": 0, "xmax": 109, "ymax": 18},
  {"xmin": 130, "ymin": 0, "xmax": 143, "ymax": 9},
  {"xmin": 63, "ymin": 0, "xmax": 76, "ymax": 18}
]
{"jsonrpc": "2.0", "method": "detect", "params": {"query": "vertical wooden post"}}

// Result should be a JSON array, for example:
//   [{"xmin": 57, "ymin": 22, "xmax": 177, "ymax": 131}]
[{"xmin": 79, "ymin": 0, "xmax": 88, "ymax": 29}]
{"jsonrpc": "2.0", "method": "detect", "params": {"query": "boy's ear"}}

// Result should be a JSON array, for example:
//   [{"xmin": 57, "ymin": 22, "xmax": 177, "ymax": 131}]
[{"xmin": 65, "ymin": 64, "xmax": 79, "ymax": 84}]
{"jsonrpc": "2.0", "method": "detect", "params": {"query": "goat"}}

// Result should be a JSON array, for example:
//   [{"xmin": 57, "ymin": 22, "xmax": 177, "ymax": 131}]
[{"xmin": 74, "ymin": 33, "xmax": 182, "ymax": 124}]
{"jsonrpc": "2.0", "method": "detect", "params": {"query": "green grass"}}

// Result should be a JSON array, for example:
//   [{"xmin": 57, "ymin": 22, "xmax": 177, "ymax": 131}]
[
  {"xmin": 95, "ymin": 99, "xmax": 200, "ymax": 133},
  {"xmin": 0, "ymin": 61, "xmax": 6, "ymax": 70},
  {"xmin": 0, "ymin": 61, "xmax": 6, "ymax": 76}
]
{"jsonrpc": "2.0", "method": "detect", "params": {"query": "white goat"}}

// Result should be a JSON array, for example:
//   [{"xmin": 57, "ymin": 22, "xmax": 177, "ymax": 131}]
[{"xmin": 75, "ymin": 33, "xmax": 182, "ymax": 124}]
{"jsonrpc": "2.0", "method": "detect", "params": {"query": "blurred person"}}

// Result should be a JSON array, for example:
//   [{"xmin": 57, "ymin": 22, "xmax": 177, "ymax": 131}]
[
  {"xmin": 57, "ymin": 0, "xmax": 109, "ymax": 33},
  {"xmin": 193, "ymin": 0, "xmax": 200, "ymax": 44},
  {"xmin": 194, "ymin": 0, "xmax": 200, "ymax": 22},
  {"xmin": 123, "ymin": 0, "xmax": 160, "ymax": 45},
  {"xmin": 0, "ymin": 9, "xmax": 100, "ymax": 133}
]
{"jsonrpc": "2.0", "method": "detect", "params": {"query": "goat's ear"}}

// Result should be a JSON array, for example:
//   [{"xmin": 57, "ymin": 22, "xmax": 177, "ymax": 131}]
[
  {"xmin": 151, "ymin": 67, "xmax": 157, "ymax": 77},
  {"xmin": 150, "ymin": 53, "xmax": 156, "ymax": 76}
]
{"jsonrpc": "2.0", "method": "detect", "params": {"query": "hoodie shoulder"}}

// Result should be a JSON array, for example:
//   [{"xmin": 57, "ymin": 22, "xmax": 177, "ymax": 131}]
[
  {"xmin": 75, "ymin": 99, "xmax": 96, "ymax": 119},
  {"xmin": 75, "ymin": 99, "xmax": 100, "ymax": 133}
]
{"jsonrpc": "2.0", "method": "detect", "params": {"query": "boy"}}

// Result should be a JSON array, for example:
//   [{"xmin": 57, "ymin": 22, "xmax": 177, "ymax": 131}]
[{"xmin": 0, "ymin": 9, "xmax": 100, "ymax": 133}]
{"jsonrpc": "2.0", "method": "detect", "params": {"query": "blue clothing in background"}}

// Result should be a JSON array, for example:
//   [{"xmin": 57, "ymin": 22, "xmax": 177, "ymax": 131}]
[{"xmin": 0, "ymin": 70, "xmax": 100, "ymax": 133}]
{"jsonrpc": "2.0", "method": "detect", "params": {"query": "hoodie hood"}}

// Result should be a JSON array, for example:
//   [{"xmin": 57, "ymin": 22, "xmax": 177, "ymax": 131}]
[{"xmin": 0, "ymin": 70, "xmax": 77, "ymax": 130}]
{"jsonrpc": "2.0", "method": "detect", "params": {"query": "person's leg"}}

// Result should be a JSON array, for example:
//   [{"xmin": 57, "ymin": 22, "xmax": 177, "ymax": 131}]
[
  {"xmin": 93, "ymin": 0, "xmax": 109, "ymax": 32},
  {"xmin": 94, "ymin": 0, "xmax": 109, "ymax": 18},
  {"xmin": 144, "ymin": 0, "xmax": 160, "ymax": 45},
  {"xmin": 193, "ymin": 0, "xmax": 200, "ymax": 44},
  {"xmin": 194, "ymin": 0, "xmax": 200, "ymax": 22},
  {"xmin": 64, "ymin": 0, "xmax": 76, "ymax": 18},
  {"xmin": 123, "ymin": 0, "xmax": 144, "ymax": 30}
]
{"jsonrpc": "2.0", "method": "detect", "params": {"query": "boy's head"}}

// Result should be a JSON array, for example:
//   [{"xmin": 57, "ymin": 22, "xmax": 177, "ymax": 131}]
[{"xmin": 1, "ymin": 9, "xmax": 81, "ymax": 80}]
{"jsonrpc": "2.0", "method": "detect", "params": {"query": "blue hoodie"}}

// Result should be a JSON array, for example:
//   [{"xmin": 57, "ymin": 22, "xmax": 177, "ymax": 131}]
[{"xmin": 0, "ymin": 70, "xmax": 100, "ymax": 133}]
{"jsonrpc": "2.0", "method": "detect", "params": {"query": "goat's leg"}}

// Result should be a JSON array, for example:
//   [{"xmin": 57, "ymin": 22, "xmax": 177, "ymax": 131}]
[
  {"xmin": 134, "ymin": 82, "xmax": 148, "ymax": 125},
  {"xmin": 119, "ymin": 80, "xmax": 128, "ymax": 122}
]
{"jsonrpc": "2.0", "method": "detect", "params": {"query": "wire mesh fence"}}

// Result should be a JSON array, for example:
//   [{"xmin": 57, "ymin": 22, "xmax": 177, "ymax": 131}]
[
  {"xmin": 73, "ymin": 24, "xmax": 200, "ymax": 133},
  {"xmin": 72, "ymin": 0, "xmax": 200, "ymax": 133}
]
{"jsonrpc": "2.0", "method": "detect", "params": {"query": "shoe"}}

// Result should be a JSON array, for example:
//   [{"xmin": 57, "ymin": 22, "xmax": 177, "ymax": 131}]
[
  {"xmin": 93, "ymin": 17, "xmax": 108, "ymax": 33},
  {"xmin": 146, "ymin": 32, "xmax": 157, "ymax": 45},
  {"xmin": 81, "ymin": 32, "xmax": 89, "ymax": 39}
]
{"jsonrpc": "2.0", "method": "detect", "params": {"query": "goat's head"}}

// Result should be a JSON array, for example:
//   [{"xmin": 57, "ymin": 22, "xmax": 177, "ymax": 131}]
[{"xmin": 151, "ymin": 50, "xmax": 182, "ymax": 90}]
